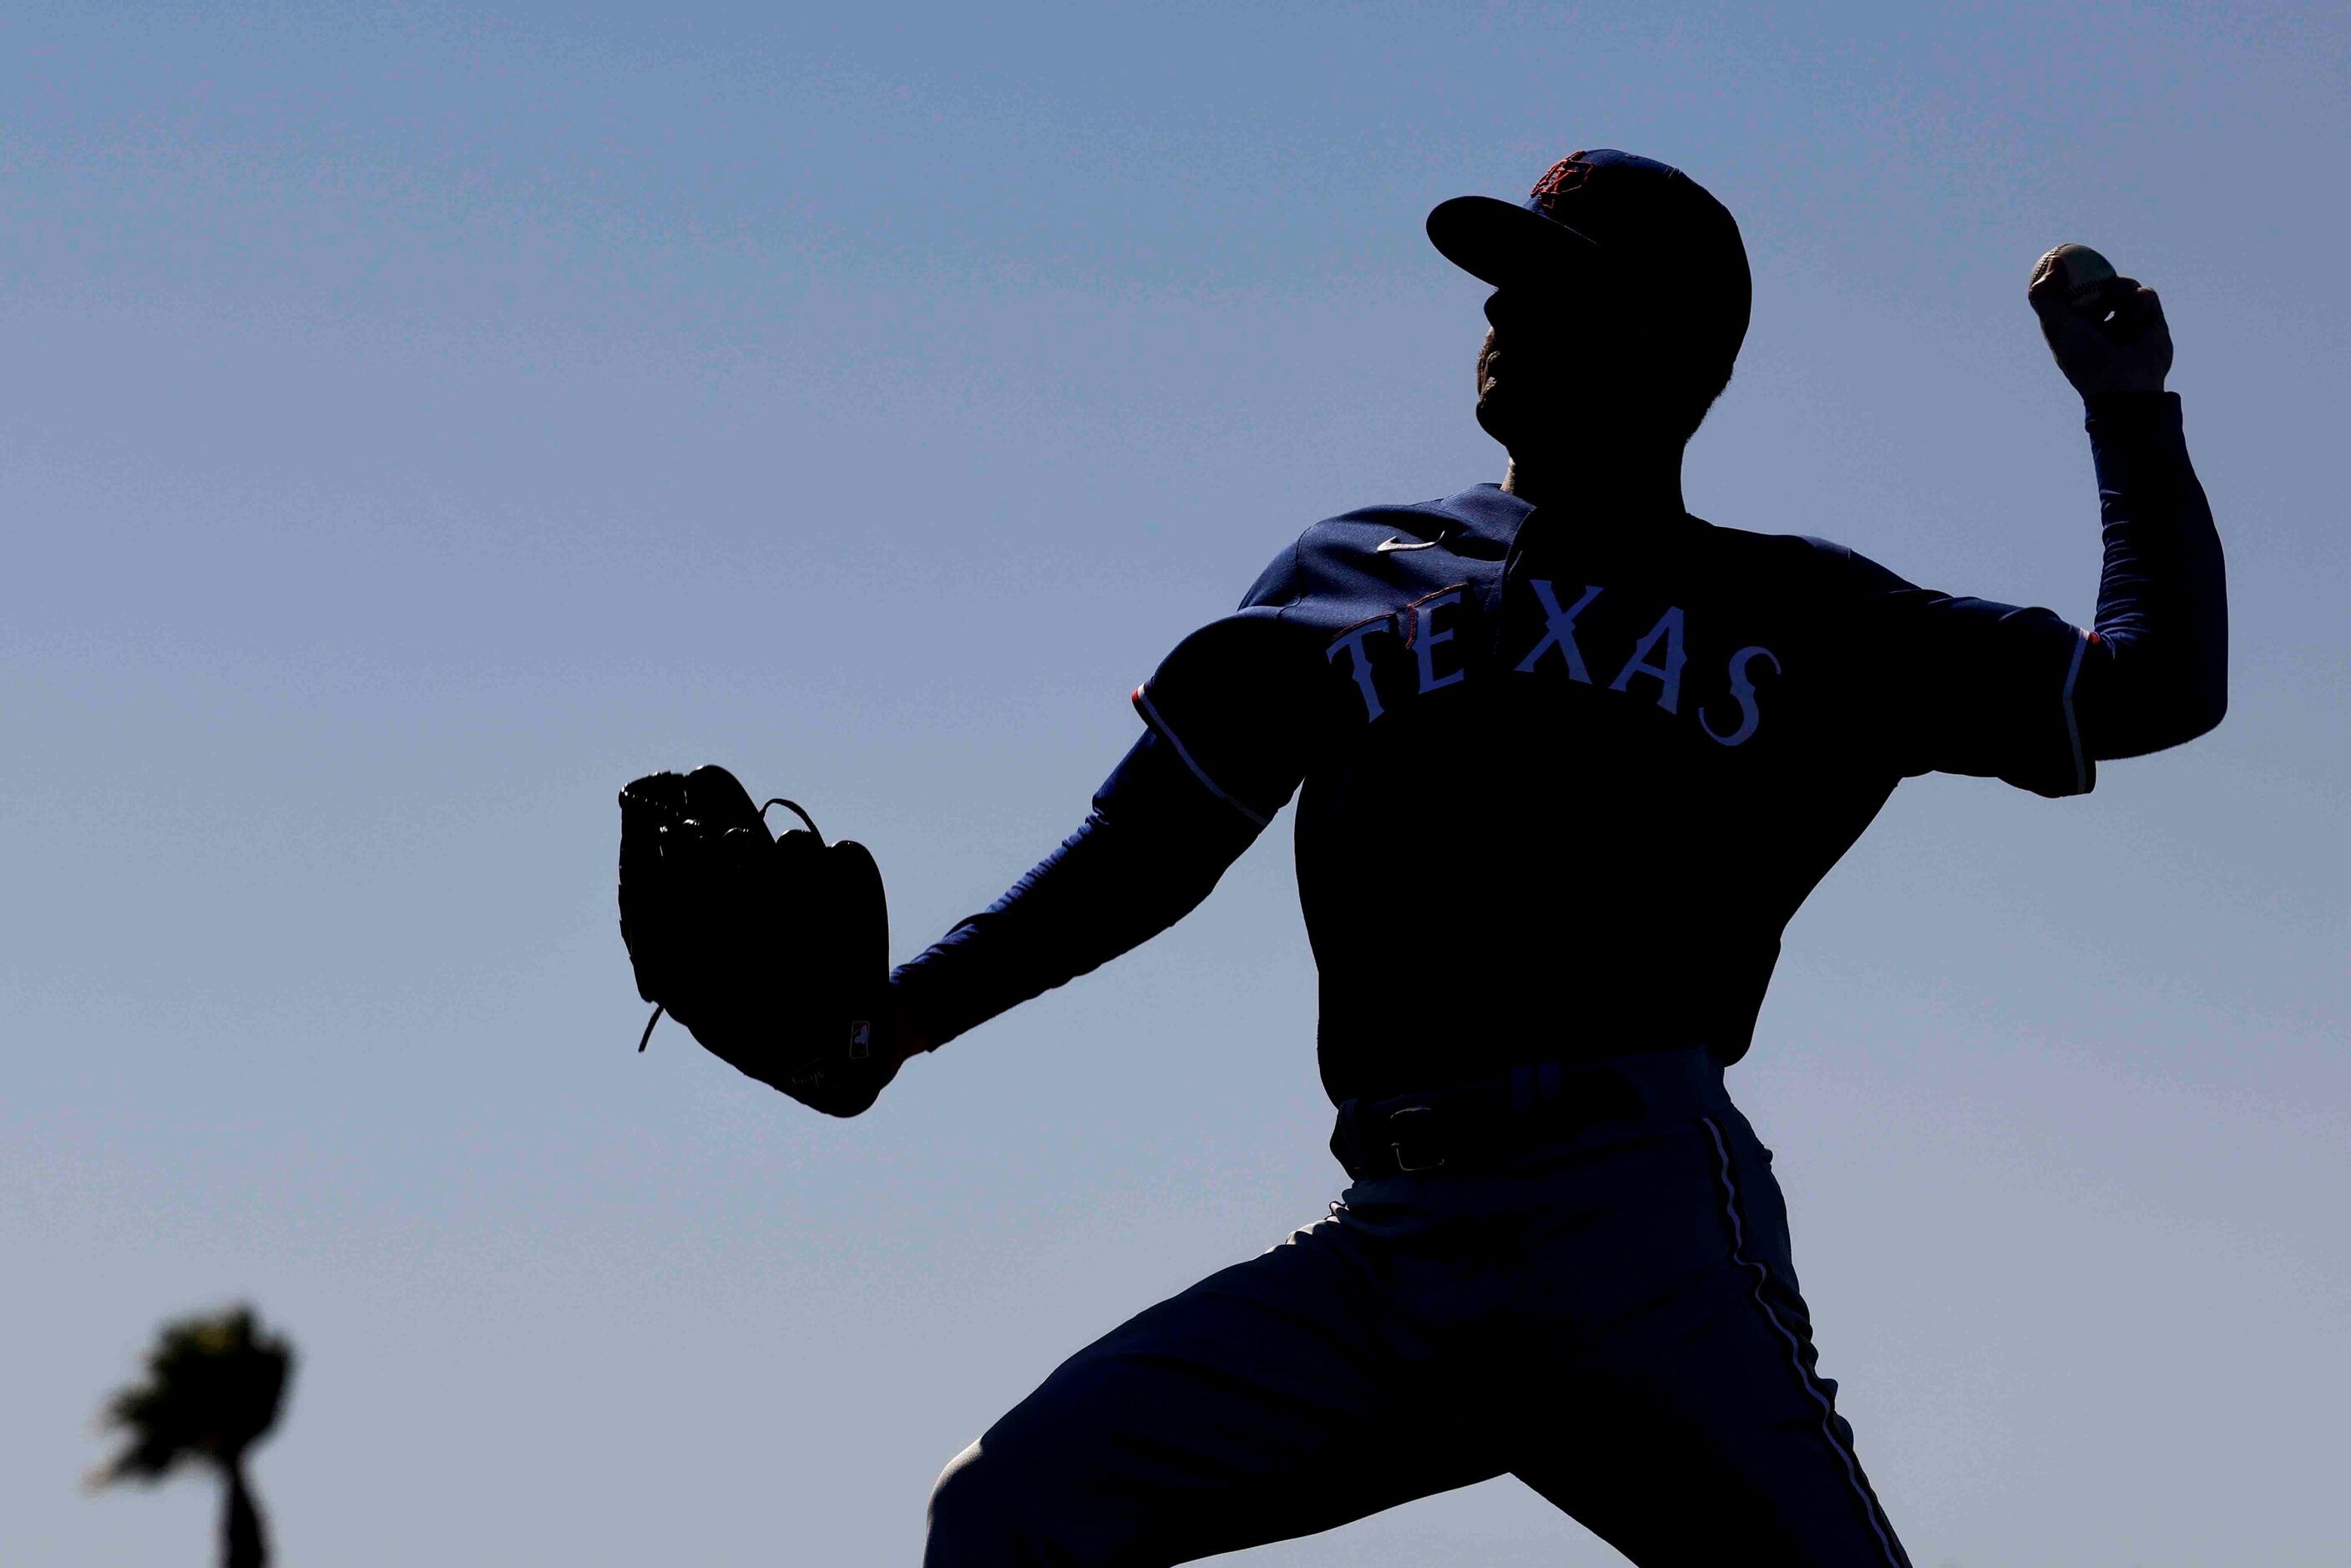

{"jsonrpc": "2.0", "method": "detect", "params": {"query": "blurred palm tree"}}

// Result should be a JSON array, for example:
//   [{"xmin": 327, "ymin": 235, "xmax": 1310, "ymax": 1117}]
[{"xmin": 90, "ymin": 1304, "xmax": 295, "ymax": 1568}]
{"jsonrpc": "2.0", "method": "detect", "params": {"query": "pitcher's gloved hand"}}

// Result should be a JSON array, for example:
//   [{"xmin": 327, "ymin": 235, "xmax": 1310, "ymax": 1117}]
[
  {"xmin": 2029, "ymin": 248, "xmax": 2173, "ymax": 399},
  {"xmin": 617, "ymin": 764, "xmax": 908, "ymax": 1118}
]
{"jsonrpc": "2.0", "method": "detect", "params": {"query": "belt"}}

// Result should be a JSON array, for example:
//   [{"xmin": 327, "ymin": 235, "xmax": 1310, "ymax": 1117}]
[{"xmin": 1327, "ymin": 1050, "xmax": 1721, "ymax": 1181}]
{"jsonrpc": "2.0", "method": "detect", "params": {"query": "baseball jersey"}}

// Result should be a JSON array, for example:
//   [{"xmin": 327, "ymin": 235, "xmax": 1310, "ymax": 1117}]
[{"xmin": 893, "ymin": 392, "xmax": 2222, "ymax": 1107}]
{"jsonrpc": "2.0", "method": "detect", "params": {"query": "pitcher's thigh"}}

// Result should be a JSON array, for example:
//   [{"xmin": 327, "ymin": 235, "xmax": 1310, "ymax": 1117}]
[
  {"xmin": 924, "ymin": 1217, "xmax": 1502, "ymax": 1568},
  {"xmin": 1510, "ymin": 1117, "xmax": 1913, "ymax": 1568}
]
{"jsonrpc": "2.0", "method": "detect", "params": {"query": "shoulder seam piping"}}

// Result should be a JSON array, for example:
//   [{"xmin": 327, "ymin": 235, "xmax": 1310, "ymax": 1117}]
[{"xmin": 1132, "ymin": 687, "xmax": 1272, "ymax": 829}]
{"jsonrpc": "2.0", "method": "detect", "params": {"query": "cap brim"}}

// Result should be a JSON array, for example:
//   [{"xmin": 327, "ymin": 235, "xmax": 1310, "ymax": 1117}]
[{"xmin": 1426, "ymin": 195, "xmax": 1604, "ymax": 286}]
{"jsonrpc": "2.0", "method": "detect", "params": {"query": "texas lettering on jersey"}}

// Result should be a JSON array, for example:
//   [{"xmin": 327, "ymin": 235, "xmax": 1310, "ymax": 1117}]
[{"xmin": 1322, "ymin": 579, "xmax": 1782, "ymax": 749}]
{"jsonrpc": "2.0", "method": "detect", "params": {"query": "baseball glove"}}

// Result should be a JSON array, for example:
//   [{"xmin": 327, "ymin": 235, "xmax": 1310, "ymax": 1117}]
[{"xmin": 617, "ymin": 765, "xmax": 897, "ymax": 1117}]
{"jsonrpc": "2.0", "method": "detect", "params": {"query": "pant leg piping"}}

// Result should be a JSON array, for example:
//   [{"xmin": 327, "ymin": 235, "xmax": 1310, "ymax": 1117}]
[{"xmin": 1700, "ymin": 1115, "xmax": 1907, "ymax": 1568}]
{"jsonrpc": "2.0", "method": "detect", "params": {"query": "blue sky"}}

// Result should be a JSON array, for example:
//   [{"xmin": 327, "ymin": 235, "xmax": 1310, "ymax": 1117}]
[{"xmin": 5, "ymin": 3, "xmax": 2347, "ymax": 1564}]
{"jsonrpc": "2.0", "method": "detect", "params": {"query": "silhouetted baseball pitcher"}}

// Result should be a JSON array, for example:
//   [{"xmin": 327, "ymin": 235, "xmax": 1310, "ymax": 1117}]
[{"xmin": 623, "ymin": 148, "xmax": 2224, "ymax": 1566}]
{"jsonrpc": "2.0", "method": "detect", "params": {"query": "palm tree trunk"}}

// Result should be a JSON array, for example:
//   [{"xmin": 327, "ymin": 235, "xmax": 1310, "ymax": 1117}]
[{"xmin": 221, "ymin": 1459, "xmax": 268, "ymax": 1568}]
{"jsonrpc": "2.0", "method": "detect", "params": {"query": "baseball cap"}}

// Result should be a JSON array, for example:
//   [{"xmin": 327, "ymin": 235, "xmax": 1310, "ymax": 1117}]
[{"xmin": 1427, "ymin": 149, "xmax": 1752, "ymax": 364}]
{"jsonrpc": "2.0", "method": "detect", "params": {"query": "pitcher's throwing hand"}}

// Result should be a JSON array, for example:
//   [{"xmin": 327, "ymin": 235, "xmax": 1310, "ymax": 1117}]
[{"xmin": 2030, "ymin": 240, "xmax": 2174, "ymax": 397}]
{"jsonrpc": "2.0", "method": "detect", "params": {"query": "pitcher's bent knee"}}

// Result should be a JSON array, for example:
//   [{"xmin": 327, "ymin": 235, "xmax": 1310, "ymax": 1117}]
[{"xmin": 924, "ymin": 1438, "xmax": 1041, "ymax": 1567}]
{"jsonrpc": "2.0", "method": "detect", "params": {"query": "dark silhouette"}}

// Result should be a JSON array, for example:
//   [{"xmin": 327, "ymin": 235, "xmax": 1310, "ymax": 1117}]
[
  {"xmin": 90, "ymin": 1304, "xmax": 295, "ymax": 1568},
  {"xmin": 876, "ymin": 151, "xmax": 2222, "ymax": 1565}
]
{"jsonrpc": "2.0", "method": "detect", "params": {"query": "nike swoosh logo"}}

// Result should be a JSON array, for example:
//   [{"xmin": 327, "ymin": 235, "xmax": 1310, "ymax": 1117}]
[{"xmin": 1376, "ymin": 535, "xmax": 1440, "ymax": 552}]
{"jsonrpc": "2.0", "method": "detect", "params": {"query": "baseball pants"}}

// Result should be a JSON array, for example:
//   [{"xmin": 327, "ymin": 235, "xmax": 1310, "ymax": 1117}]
[{"xmin": 923, "ymin": 1050, "xmax": 1913, "ymax": 1567}]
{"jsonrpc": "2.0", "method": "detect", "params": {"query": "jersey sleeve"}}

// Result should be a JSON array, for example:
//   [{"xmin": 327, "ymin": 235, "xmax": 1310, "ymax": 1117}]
[
  {"xmin": 1819, "ymin": 544, "xmax": 2096, "ymax": 798},
  {"xmin": 888, "ymin": 726, "xmax": 1263, "ymax": 1051},
  {"xmin": 1127, "ymin": 537, "xmax": 1327, "ymax": 826},
  {"xmin": 2067, "ymin": 392, "xmax": 2227, "ymax": 759},
  {"xmin": 886, "ymin": 539, "xmax": 1328, "ymax": 1051}
]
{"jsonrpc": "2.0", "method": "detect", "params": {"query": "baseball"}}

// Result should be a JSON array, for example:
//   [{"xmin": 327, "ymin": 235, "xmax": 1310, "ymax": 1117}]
[{"xmin": 2031, "ymin": 242, "xmax": 2118, "ymax": 312}]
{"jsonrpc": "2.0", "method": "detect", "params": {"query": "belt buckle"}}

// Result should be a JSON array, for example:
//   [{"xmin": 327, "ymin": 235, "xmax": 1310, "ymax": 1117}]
[{"xmin": 1387, "ymin": 1104, "xmax": 1446, "ymax": 1173}]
